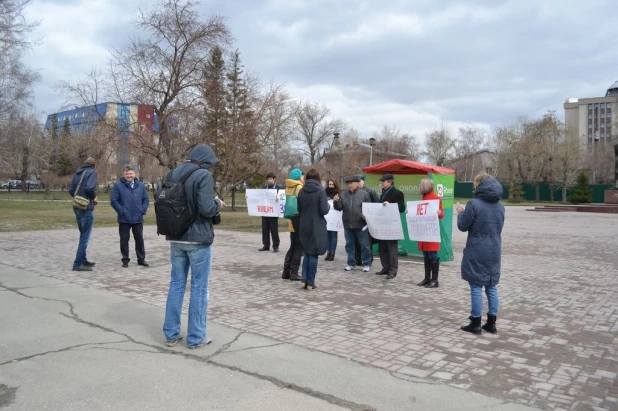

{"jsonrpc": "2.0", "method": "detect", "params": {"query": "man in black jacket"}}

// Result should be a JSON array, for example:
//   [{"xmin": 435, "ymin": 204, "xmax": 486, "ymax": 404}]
[
  {"xmin": 375, "ymin": 174, "xmax": 406, "ymax": 279},
  {"xmin": 355, "ymin": 175, "xmax": 378, "ymax": 265},
  {"xmin": 68, "ymin": 157, "xmax": 98, "ymax": 272},
  {"xmin": 259, "ymin": 172, "xmax": 280, "ymax": 252}
]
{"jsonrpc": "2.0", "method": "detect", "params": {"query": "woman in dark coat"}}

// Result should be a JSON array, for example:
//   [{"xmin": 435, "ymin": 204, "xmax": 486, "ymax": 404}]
[
  {"xmin": 416, "ymin": 178, "xmax": 444, "ymax": 288},
  {"xmin": 324, "ymin": 179, "xmax": 341, "ymax": 261},
  {"xmin": 456, "ymin": 172, "xmax": 505, "ymax": 334},
  {"xmin": 297, "ymin": 169, "xmax": 330, "ymax": 290}
]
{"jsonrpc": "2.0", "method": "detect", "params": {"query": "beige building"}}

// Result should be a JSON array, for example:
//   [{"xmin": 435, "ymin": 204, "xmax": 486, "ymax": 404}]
[
  {"xmin": 445, "ymin": 149, "xmax": 496, "ymax": 182},
  {"xmin": 564, "ymin": 81, "xmax": 618, "ymax": 149}
]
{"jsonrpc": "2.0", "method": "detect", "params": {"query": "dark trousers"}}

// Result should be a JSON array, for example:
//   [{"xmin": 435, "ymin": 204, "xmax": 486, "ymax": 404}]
[
  {"xmin": 378, "ymin": 240, "xmax": 399, "ymax": 275},
  {"xmin": 283, "ymin": 217, "xmax": 302, "ymax": 275},
  {"xmin": 262, "ymin": 217, "xmax": 280, "ymax": 248},
  {"xmin": 119, "ymin": 223, "xmax": 145, "ymax": 263},
  {"xmin": 355, "ymin": 232, "xmax": 374, "ymax": 265}
]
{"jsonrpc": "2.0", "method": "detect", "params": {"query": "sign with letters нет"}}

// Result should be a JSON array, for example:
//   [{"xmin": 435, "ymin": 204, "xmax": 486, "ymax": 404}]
[
  {"xmin": 246, "ymin": 189, "xmax": 279, "ymax": 217},
  {"xmin": 406, "ymin": 200, "xmax": 441, "ymax": 243},
  {"xmin": 362, "ymin": 203, "xmax": 404, "ymax": 240}
]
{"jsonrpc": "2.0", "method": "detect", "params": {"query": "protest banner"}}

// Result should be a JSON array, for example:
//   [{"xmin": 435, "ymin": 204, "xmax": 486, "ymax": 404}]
[
  {"xmin": 246, "ymin": 189, "xmax": 279, "ymax": 217},
  {"xmin": 325, "ymin": 200, "xmax": 344, "ymax": 232},
  {"xmin": 361, "ymin": 203, "xmax": 404, "ymax": 240},
  {"xmin": 406, "ymin": 200, "xmax": 441, "ymax": 242},
  {"xmin": 276, "ymin": 189, "xmax": 286, "ymax": 218}
]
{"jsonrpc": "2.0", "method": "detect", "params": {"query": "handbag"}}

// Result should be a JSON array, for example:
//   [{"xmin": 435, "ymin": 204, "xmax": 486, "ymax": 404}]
[
  {"xmin": 283, "ymin": 186, "xmax": 299, "ymax": 219},
  {"xmin": 72, "ymin": 171, "xmax": 90, "ymax": 210},
  {"xmin": 212, "ymin": 212, "xmax": 221, "ymax": 225}
]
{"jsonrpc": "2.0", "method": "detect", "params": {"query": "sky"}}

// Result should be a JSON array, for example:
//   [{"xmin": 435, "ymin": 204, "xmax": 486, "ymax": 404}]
[{"xmin": 23, "ymin": 0, "xmax": 618, "ymax": 144}]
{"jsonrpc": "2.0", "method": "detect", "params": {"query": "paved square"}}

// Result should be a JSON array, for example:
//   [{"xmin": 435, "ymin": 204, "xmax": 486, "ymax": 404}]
[{"xmin": 0, "ymin": 207, "xmax": 616, "ymax": 410}]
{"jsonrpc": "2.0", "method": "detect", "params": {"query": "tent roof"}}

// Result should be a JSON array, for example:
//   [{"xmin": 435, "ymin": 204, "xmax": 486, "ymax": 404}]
[{"xmin": 363, "ymin": 159, "xmax": 455, "ymax": 175}]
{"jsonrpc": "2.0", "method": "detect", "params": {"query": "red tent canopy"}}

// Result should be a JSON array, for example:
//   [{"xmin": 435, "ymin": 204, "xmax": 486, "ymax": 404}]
[{"xmin": 363, "ymin": 159, "xmax": 455, "ymax": 175}]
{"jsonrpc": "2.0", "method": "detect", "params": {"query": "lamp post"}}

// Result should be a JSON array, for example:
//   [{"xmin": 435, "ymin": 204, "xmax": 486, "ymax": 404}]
[
  {"xmin": 333, "ymin": 132, "xmax": 340, "ymax": 146},
  {"xmin": 369, "ymin": 137, "xmax": 376, "ymax": 166}
]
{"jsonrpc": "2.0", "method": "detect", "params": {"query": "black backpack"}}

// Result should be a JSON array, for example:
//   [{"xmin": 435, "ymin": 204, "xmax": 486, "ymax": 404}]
[{"xmin": 154, "ymin": 166, "xmax": 202, "ymax": 237}]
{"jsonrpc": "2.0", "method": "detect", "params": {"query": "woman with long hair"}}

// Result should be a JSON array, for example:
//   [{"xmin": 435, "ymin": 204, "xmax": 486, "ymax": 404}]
[
  {"xmin": 324, "ymin": 178, "xmax": 341, "ymax": 261},
  {"xmin": 297, "ymin": 169, "xmax": 330, "ymax": 290}
]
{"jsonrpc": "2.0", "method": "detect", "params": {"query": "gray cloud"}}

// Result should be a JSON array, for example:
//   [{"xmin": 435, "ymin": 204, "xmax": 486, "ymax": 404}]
[{"xmin": 25, "ymin": 0, "xmax": 618, "ymax": 139}]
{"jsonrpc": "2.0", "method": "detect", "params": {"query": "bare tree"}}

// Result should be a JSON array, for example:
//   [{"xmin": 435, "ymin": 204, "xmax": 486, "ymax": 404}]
[
  {"xmin": 293, "ymin": 101, "xmax": 345, "ymax": 165},
  {"xmin": 109, "ymin": 0, "xmax": 231, "ymax": 169},
  {"xmin": 454, "ymin": 126, "xmax": 486, "ymax": 181},
  {"xmin": 424, "ymin": 122, "xmax": 454, "ymax": 165},
  {"xmin": 371, "ymin": 125, "xmax": 421, "ymax": 160}
]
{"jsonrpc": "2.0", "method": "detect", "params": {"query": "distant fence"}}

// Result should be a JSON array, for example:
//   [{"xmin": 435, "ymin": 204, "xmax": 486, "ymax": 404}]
[{"xmin": 454, "ymin": 182, "xmax": 613, "ymax": 203}]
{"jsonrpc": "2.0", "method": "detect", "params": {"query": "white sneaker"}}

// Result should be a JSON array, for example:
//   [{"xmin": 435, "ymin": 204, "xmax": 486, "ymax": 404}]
[
  {"xmin": 362, "ymin": 266, "xmax": 370, "ymax": 272},
  {"xmin": 344, "ymin": 265, "xmax": 355, "ymax": 271}
]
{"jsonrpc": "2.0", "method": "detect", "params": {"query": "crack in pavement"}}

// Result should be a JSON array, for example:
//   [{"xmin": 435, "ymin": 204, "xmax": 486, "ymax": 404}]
[
  {"xmin": 218, "ymin": 342, "xmax": 287, "ymax": 354},
  {"xmin": 389, "ymin": 371, "xmax": 441, "ymax": 385},
  {"xmin": 0, "ymin": 340, "xmax": 129, "ymax": 366},
  {"xmin": 0, "ymin": 281, "xmax": 377, "ymax": 411}
]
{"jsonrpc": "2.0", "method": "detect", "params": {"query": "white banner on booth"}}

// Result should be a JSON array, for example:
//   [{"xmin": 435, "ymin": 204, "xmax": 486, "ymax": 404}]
[
  {"xmin": 406, "ymin": 200, "xmax": 441, "ymax": 243},
  {"xmin": 325, "ymin": 200, "xmax": 344, "ymax": 232},
  {"xmin": 361, "ymin": 203, "xmax": 404, "ymax": 240},
  {"xmin": 246, "ymin": 189, "xmax": 279, "ymax": 217}
]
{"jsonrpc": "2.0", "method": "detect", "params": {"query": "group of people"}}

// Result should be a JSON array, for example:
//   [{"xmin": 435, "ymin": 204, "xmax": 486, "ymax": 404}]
[{"xmin": 68, "ymin": 143, "xmax": 505, "ymax": 350}]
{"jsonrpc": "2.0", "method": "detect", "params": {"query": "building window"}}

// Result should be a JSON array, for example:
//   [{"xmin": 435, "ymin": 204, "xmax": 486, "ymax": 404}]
[
  {"xmin": 601, "ymin": 132, "xmax": 606, "ymax": 138},
  {"xmin": 595, "ymin": 103, "xmax": 599, "ymax": 109},
  {"xmin": 589, "ymin": 114, "xmax": 593, "ymax": 119},
  {"xmin": 588, "ymin": 104, "xmax": 593, "ymax": 109},
  {"xmin": 601, "ymin": 123, "xmax": 605, "ymax": 128},
  {"xmin": 588, "ymin": 123, "xmax": 593, "ymax": 129},
  {"xmin": 607, "ymin": 103, "xmax": 612, "ymax": 108},
  {"xmin": 588, "ymin": 132, "xmax": 593, "ymax": 138},
  {"xmin": 601, "ymin": 103, "xmax": 606, "ymax": 108}
]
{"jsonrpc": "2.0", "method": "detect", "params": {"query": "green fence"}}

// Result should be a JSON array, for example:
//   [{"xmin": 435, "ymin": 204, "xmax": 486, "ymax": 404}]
[{"xmin": 454, "ymin": 182, "xmax": 612, "ymax": 203}]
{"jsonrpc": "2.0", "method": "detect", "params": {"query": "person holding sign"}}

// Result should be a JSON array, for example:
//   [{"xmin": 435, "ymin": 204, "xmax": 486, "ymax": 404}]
[
  {"xmin": 416, "ymin": 178, "xmax": 444, "ymax": 288},
  {"xmin": 375, "ymin": 174, "xmax": 406, "ymax": 279},
  {"xmin": 456, "ymin": 172, "xmax": 505, "ymax": 335},
  {"xmin": 324, "ymin": 179, "xmax": 341, "ymax": 261},
  {"xmin": 297, "ymin": 169, "xmax": 330, "ymax": 290},
  {"xmin": 259, "ymin": 172, "xmax": 280, "ymax": 252},
  {"xmin": 333, "ymin": 175, "xmax": 373, "ymax": 272}
]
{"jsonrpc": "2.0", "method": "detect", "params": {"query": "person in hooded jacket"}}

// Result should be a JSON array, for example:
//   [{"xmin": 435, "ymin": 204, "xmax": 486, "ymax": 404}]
[
  {"xmin": 162, "ymin": 145, "xmax": 225, "ymax": 349},
  {"xmin": 324, "ymin": 179, "xmax": 341, "ymax": 261},
  {"xmin": 68, "ymin": 157, "xmax": 98, "ymax": 272},
  {"xmin": 456, "ymin": 172, "xmax": 505, "ymax": 335},
  {"xmin": 110, "ymin": 165, "xmax": 150, "ymax": 268},
  {"xmin": 297, "ymin": 169, "xmax": 330, "ymax": 290},
  {"xmin": 415, "ymin": 178, "xmax": 444, "ymax": 288},
  {"xmin": 281, "ymin": 168, "xmax": 304, "ymax": 281}
]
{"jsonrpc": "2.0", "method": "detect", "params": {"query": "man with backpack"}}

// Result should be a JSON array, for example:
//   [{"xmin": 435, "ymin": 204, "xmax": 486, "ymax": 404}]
[
  {"xmin": 281, "ymin": 168, "xmax": 304, "ymax": 282},
  {"xmin": 159, "ymin": 145, "xmax": 225, "ymax": 349}
]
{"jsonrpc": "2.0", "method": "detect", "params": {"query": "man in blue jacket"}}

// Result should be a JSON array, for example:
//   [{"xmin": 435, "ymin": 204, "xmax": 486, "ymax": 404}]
[
  {"xmin": 162, "ymin": 145, "xmax": 225, "ymax": 349},
  {"xmin": 69, "ymin": 157, "xmax": 98, "ymax": 272},
  {"xmin": 111, "ymin": 165, "xmax": 150, "ymax": 268}
]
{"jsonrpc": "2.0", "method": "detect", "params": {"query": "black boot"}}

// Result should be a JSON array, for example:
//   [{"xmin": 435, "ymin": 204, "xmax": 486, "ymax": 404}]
[
  {"xmin": 425, "ymin": 258, "xmax": 440, "ymax": 288},
  {"xmin": 325, "ymin": 252, "xmax": 332, "ymax": 261},
  {"xmin": 417, "ymin": 257, "xmax": 431, "ymax": 286},
  {"xmin": 482, "ymin": 314, "xmax": 497, "ymax": 334},
  {"xmin": 329, "ymin": 252, "xmax": 335, "ymax": 261},
  {"xmin": 461, "ymin": 316, "xmax": 482, "ymax": 334}
]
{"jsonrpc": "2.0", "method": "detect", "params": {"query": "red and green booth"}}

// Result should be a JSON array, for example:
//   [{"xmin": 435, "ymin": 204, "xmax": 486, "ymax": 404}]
[{"xmin": 363, "ymin": 159, "xmax": 455, "ymax": 262}]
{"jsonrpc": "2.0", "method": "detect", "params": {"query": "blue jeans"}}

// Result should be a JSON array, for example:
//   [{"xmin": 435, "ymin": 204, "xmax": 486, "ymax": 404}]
[
  {"xmin": 326, "ymin": 231, "xmax": 338, "ymax": 253},
  {"xmin": 163, "ymin": 242, "xmax": 212, "ymax": 347},
  {"xmin": 344, "ymin": 228, "xmax": 371, "ymax": 266},
  {"xmin": 469, "ymin": 283, "xmax": 499, "ymax": 318},
  {"xmin": 73, "ymin": 209, "xmax": 94, "ymax": 268},
  {"xmin": 302, "ymin": 255, "xmax": 318, "ymax": 285},
  {"xmin": 423, "ymin": 251, "xmax": 438, "ymax": 260}
]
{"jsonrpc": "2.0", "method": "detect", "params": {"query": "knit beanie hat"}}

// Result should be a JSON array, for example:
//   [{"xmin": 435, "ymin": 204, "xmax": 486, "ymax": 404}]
[{"xmin": 289, "ymin": 168, "xmax": 302, "ymax": 180}]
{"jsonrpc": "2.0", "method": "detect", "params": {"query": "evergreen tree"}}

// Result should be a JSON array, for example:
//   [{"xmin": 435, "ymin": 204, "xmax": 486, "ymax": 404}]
[
  {"xmin": 509, "ymin": 173, "xmax": 525, "ymax": 203},
  {"xmin": 568, "ymin": 172, "xmax": 593, "ymax": 204}
]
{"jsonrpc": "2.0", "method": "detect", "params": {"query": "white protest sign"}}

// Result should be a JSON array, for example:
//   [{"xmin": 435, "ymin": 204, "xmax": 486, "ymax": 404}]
[
  {"xmin": 361, "ymin": 203, "xmax": 404, "ymax": 240},
  {"xmin": 325, "ymin": 200, "xmax": 344, "ymax": 232},
  {"xmin": 406, "ymin": 200, "xmax": 441, "ymax": 243},
  {"xmin": 277, "ymin": 189, "xmax": 286, "ymax": 218},
  {"xmin": 246, "ymin": 189, "xmax": 279, "ymax": 217}
]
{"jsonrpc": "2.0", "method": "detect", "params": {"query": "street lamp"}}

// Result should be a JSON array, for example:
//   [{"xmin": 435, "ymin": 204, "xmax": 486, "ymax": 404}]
[
  {"xmin": 333, "ymin": 132, "xmax": 340, "ymax": 146},
  {"xmin": 369, "ymin": 137, "xmax": 376, "ymax": 166}
]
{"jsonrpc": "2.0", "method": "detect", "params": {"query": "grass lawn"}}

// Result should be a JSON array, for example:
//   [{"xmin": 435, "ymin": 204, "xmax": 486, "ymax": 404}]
[{"xmin": 0, "ymin": 200, "xmax": 283, "ymax": 233}]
